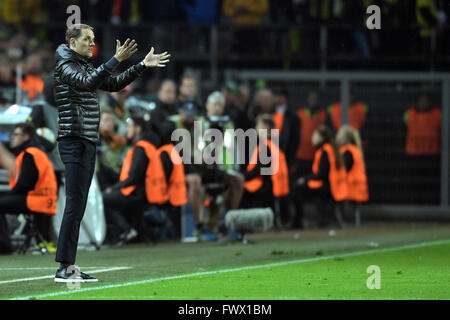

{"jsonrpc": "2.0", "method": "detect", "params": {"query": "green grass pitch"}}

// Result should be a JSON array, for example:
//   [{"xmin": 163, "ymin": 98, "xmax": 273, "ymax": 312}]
[{"xmin": 1, "ymin": 223, "xmax": 450, "ymax": 300}]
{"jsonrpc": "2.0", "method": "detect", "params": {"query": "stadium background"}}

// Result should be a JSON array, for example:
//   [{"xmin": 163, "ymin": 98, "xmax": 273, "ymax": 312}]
[{"xmin": 0, "ymin": 0, "xmax": 449, "ymax": 301}]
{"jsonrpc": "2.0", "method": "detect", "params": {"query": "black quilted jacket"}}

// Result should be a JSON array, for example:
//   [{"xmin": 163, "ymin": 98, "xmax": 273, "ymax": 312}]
[{"xmin": 53, "ymin": 44, "xmax": 145, "ymax": 144}]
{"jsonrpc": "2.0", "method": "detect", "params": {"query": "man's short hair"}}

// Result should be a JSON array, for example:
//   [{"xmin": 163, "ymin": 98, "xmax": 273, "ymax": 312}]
[
  {"xmin": 180, "ymin": 72, "xmax": 196, "ymax": 83},
  {"xmin": 14, "ymin": 122, "xmax": 36, "ymax": 139},
  {"xmin": 65, "ymin": 24, "xmax": 94, "ymax": 44},
  {"xmin": 207, "ymin": 91, "xmax": 225, "ymax": 106}
]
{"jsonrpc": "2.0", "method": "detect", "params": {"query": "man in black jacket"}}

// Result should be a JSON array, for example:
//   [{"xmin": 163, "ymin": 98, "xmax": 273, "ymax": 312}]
[{"xmin": 53, "ymin": 23, "xmax": 170, "ymax": 283}]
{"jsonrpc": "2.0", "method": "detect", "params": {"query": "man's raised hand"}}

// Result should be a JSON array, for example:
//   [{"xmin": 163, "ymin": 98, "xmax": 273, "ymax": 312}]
[
  {"xmin": 114, "ymin": 38, "xmax": 138, "ymax": 62},
  {"xmin": 143, "ymin": 47, "xmax": 171, "ymax": 68}
]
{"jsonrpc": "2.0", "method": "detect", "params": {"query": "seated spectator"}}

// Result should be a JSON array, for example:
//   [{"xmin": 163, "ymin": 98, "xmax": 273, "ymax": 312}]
[
  {"xmin": 99, "ymin": 84, "xmax": 134, "ymax": 136},
  {"xmin": 102, "ymin": 117, "xmax": 162, "ymax": 244},
  {"xmin": 177, "ymin": 71, "xmax": 202, "ymax": 110},
  {"xmin": 150, "ymin": 79, "xmax": 178, "ymax": 125},
  {"xmin": 97, "ymin": 110, "xmax": 128, "ymax": 191},
  {"xmin": 232, "ymin": 82, "xmax": 252, "ymax": 131},
  {"xmin": 336, "ymin": 125, "xmax": 369, "ymax": 205},
  {"xmin": 0, "ymin": 123, "xmax": 57, "ymax": 253},
  {"xmin": 242, "ymin": 114, "xmax": 289, "ymax": 214},
  {"xmin": 294, "ymin": 125, "xmax": 348, "ymax": 228}
]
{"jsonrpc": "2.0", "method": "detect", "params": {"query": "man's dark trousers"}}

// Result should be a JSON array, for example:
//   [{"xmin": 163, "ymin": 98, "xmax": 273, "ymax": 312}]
[{"xmin": 55, "ymin": 137, "xmax": 96, "ymax": 265}]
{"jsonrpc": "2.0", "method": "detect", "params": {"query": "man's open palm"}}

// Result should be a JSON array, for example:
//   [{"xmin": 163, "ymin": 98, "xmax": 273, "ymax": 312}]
[{"xmin": 143, "ymin": 47, "xmax": 171, "ymax": 68}]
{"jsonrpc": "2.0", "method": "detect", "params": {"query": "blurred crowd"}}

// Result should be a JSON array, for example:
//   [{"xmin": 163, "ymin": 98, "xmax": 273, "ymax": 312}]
[
  {"xmin": 0, "ymin": 1, "xmax": 449, "ymax": 73},
  {"xmin": 0, "ymin": 0, "xmax": 446, "ymax": 252},
  {"xmin": 0, "ymin": 59, "xmax": 443, "ymax": 251}
]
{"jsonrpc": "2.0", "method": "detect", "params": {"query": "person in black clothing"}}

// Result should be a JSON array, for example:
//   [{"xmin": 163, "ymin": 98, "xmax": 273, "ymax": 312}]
[
  {"xmin": 273, "ymin": 87, "xmax": 300, "ymax": 169},
  {"xmin": 0, "ymin": 123, "xmax": 55, "ymax": 253},
  {"xmin": 103, "ymin": 117, "xmax": 162, "ymax": 244},
  {"xmin": 53, "ymin": 23, "xmax": 170, "ymax": 282},
  {"xmin": 149, "ymin": 79, "xmax": 178, "ymax": 125},
  {"xmin": 294, "ymin": 125, "xmax": 344, "ymax": 228}
]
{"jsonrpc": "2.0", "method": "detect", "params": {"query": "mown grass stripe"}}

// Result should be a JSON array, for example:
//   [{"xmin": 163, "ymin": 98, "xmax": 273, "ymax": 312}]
[{"xmin": 10, "ymin": 239, "xmax": 450, "ymax": 300}]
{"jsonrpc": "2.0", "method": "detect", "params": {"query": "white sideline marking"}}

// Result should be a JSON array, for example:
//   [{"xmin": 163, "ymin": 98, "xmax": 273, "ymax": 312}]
[
  {"xmin": 0, "ymin": 267, "xmax": 131, "ymax": 285},
  {"xmin": 10, "ymin": 239, "xmax": 450, "ymax": 300}
]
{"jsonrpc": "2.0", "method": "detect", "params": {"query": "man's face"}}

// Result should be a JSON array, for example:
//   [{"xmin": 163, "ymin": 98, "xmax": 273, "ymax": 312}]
[
  {"xmin": 70, "ymin": 28, "xmax": 95, "ymax": 59},
  {"xmin": 417, "ymin": 94, "xmax": 432, "ymax": 111},
  {"xmin": 180, "ymin": 77, "xmax": 197, "ymax": 99},
  {"xmin": 158, "ymin": 82, "xmax": 176, "ymax": 105},
  {"xmin": 100, "ymin": 113, "xmax": 115, "ymax": 134},
  {"xmin": 126, "ymin": 121, "xmax": 137, "ymax": 140},
  {"xmin": 307, "ymin": 91, "xmax": 319, "ymax": 108},
  {"xmin": 258, "ymin": 90, "xmax": 273, "ymax": 113},
  {"xmin": 236, "ymin": 86, "xmax": 250, "ymax": 107},
  {"xmin": 11, "ymin": 127, "xmax": 29, "ymax": 149},
  {"xmin": 206, "ymin": 100, "xmax": 225, "ymax": 117}
]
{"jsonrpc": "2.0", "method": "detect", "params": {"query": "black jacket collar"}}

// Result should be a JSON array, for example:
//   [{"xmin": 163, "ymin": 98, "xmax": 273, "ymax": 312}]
[{"xmin": 55, "ymin": 44, "xmax": 90, "ymax": 67}]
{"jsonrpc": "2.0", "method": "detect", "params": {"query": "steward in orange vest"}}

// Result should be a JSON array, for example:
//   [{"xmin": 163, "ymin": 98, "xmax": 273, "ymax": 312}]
[
  {"xmin": 158, "ymin": 143, "xmax": 188, "ymax": 207},
  {"xmin": 153, "ymin": 119, "xmax": 189, "ymax": 240},
  {"xmin": 9, "ymin": 145, "xmax": 58, "ymax": 215},
  {"xmin": 336, "ymin": 125, "xmax": 369, "ymax": 203},
  {"xmin": 404, "ymin": 106, "xmax": 441, "ymax": 156},
  {"xmin": 1, "ymin": 124, "xmax": 57, "ymax": 215},
  {"xmin": 244, "ymin": 138, "xmax": 290, "ymax": 198},
  {"xmin": 0, "ymin": 123, "xmax": 57, "ymax": 253},
  {"xmin": 340, "ymin": 144, "xmax": 369, "ymax": 203},
  {"xmin": 293, "ymin": 125, "xmax": 348, "ymax": 228},
  {"xmin": 296, "ymin": 107, "xmax": 328, "ymax": 162},
  {"xmin": 328, "ymin": 102, "xmax": 368, "ymax": 132},
  {"xmin": 102, "ymin": 117, "xmax": 164, "ymax": 244},
  {"xmin": 243, "ymin": 115, "xmax": 289, "ymax": 209},
  {"xmin": 307, "ymin": 142, "xmax": 348, "ymax": 202}
]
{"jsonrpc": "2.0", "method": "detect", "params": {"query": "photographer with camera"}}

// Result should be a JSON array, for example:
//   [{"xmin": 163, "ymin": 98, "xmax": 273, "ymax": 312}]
[
  {"xmin": 169, "ymin": 92, "xmax": 244, "ymax": 240},
  {"xmin": 200, "ymin": 91, "xmax": 244, "ymax": 236}
]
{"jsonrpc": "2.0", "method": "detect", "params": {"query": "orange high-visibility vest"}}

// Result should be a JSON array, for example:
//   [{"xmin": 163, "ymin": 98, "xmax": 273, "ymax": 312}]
[
  {"xmin": 9, "ymin": 147, "xmax": 57, "ymax": 215},
  {"xmin": 340, "ymin": 144, "xmax": 369, "ymax": 202},
  {"xmin": 244, "ymin": 139, "xmax": 289, "ymax": 197},
  {"xmin": 158, "ymin": 144, "xmax": 188, "ymax": 207},
  {"xmin": 120, "ymin": 140, "xmax": 168, "ymax": 204},
  {"xmin": 296, "ymin": 108, "xmax": 327, "ymax": 161},
  {"xmin": 308, "ymin": 143, "xmax": 348, "ymax": 202},
  {"xmin": 405, "ymin": 108, "xmax": 441, "ymax": 156},
  {"xmin": 273, "ymin": 111, "xmax": 284, "ymax": 132},
  {"xmin": 329, "ymin": 102, "xmax": 367, "ymax": 131},
  {"xmin": 21, "ymin": 74, "xmax": 44, "ymax": 100}
]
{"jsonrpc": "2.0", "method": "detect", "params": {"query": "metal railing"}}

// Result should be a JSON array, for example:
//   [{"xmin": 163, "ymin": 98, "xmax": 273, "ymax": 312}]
[{"xmin": 228, "ymin": 70, "xmax": 450, "ymax": 215}]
